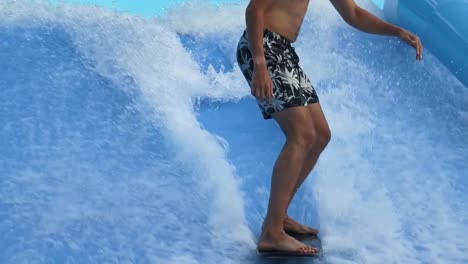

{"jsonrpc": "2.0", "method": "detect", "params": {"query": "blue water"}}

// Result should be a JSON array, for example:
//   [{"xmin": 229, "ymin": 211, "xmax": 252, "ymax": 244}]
[
  {"xmin": 46, "ymin": 0, "xmax": 241, "ymax": 16},
  {"xmin": 0, "ymin": 0, "xmax": 467, "ymax": 263},
  {"xmin": 371, "ymin": 0, "xmax": 384, "ymax": 9}
]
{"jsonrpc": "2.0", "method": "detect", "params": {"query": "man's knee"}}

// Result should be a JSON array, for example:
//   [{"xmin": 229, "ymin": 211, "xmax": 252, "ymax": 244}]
[
  {"xmin": 315, "ymin": 126, "xmax": 331, "ymax": 152},
  {"xmin": 287, "ymin": 129, "xmax": 318, "ymax": 152}
]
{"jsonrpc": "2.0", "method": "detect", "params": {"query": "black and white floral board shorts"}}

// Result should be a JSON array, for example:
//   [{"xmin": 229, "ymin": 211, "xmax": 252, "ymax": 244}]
[{"xmin": 236, "ymin": 29, "xmax": 319, "ymax": 119}]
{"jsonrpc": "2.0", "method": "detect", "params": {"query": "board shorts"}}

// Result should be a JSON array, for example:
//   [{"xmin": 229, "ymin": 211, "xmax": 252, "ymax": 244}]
[{"xmin": 236, "ymin": 29, "xmax": 319, "ymax": 119}]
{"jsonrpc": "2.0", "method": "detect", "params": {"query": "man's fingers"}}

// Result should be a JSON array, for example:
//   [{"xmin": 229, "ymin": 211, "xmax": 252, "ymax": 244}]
[
  {"xmin": 414, "ymin": 40, "xmax": 420, "ymax": 59},
  {"xmin": 268, "ymin": 82, "xmax": 274, "ymax": 99},
  {"xmin": 252, "ymin": 80, "xmax": 274, "ymax": 101},
  {"xmin": 409, "ymin": 35, "xmax": 423, "ymax": 61},
  {"xmin": 416, "ymin": 39, "xmax": 423, "ymax": 60},
  {"xmin": 400, "ymin": 31, "xmax": 423, "ymax": 61},
  {"xmin": 263, "ymin": 86, "xmax": 269, "ymax": 102},
  {"xmin": 417, "ymin": 44, "xmax": 422, "ymax": 60},
  {"xmin": 418, "ymin": 40, "xmax": 423, "ymax": 59},
  {"xmin": 260, "ymin": 83, "xmax": 270, "ymax": 102},
  {"xmin": 255, "ymin": 88, "xmax": 262, "ymax": 100},
  {"xmin": 420, "ymin": 46, "xmax": 423, "ymax": 60}
]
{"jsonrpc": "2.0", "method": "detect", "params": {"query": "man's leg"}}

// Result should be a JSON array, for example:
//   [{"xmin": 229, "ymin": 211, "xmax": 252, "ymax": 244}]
[
  {"xmin": 258, "ymin": 106, "xmax": 319, "ymax": 253},
  {"xmin": 284, "ymin": 103, "xmax": 331, "ymax": 234}
]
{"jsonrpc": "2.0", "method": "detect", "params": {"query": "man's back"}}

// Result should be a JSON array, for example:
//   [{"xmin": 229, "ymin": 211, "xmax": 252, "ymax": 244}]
[{"xmin": 261, "ymin": 0, "xmax": 310, "ymax": 42}]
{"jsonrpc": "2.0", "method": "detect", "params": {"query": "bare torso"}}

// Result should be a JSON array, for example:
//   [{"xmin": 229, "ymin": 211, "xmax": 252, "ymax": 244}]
[{"xmin": 263, "ymin": 0, "xmax": 310, "ymax": 42}]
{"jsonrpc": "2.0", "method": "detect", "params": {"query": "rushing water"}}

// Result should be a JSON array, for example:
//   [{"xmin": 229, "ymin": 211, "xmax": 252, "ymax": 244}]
[{"xmin": 0, "ymin": 1, "xmax": 467, "ymax": 263}]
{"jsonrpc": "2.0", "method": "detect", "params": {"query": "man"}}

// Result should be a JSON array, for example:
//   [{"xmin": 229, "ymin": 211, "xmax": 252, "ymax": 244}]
[{"xmin": 236, "ymin": 0, "xmax": 423, "ymax": 256}]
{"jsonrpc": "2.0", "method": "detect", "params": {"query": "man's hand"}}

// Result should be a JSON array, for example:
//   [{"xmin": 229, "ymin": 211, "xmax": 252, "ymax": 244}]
[
  {"xmin": 398, "ymin": 28, "xmax": 423, "ymax": 61},
  {"xmin": 329, "ymin": 0, "xmax": 423, "ymax": 61},
  {"xmin": 251, "ymin": 61, "xmax": 273, "ymax": 101}
]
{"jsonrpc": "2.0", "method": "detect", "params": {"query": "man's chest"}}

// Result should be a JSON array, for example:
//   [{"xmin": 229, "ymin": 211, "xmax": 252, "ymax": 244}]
[{"xmin": 274, "ymin": 0, "xmax": 310, "ymax": 17}]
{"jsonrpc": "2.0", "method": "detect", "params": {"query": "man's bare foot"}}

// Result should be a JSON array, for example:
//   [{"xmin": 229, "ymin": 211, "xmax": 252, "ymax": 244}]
[
  {"xmin": 258, "ymin": 230, "xmax": 317, "ymax": 254},
  {"xmin": 262, "ymin": 216, "xmax": 319, "ymax": 235},
  {"xmin": 283, "ymin": 216, "xmax": 319, "ymax": 235}
]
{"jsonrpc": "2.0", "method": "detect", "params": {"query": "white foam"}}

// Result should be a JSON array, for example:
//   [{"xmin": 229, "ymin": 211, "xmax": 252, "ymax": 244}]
[{"xmin": 0, "ymin": 0, "xmax": 254, "ymax": 261}]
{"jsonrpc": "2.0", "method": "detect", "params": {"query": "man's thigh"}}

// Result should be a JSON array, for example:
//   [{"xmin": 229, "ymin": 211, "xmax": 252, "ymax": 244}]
[{"xmin": 272, "ymin": 106, "xmax": 316, "ymax": 139}]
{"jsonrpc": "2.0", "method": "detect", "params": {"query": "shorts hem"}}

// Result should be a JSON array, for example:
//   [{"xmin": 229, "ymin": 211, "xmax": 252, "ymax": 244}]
[{"xmin": 261, "ymin": 99, "xmax": 320, "ymax": 120}]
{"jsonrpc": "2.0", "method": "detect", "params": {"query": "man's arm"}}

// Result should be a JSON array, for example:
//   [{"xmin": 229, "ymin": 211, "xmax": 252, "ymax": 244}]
[
  {"xmin": 245, "ymin": 0, "xmax": 275, "ymax": 100},
  {"xmin": 246, "ymin": 0, "xmax": 274, "ymax": 68},
  {"xmin": 330, "ymin": 0, "xmax": 423, "ymax": 60}
]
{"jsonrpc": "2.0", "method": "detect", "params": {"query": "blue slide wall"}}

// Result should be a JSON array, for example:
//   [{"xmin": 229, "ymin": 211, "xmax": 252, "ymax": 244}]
[{"xmin": 383, "ymin": 0, "xmax": 468, "ymax": 87}]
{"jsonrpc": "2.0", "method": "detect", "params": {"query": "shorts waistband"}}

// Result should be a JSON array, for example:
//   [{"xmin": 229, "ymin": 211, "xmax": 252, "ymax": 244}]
[{"xmin": 243, "ymin": 28, "xmax": 292, "ymax": 46}]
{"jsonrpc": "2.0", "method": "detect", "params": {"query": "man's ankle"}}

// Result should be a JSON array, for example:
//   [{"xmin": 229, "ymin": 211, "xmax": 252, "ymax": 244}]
[{"xmin": 262, "ymin": 224, "xmax": 285, "ymax": 238}]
